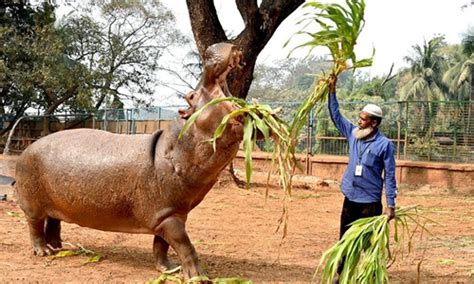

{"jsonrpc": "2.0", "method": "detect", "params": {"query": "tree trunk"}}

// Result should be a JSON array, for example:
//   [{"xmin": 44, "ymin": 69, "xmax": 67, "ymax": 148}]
[
  {"xmin": 41, "ymin": 87, "xmax": 78, "ymax": 135},
  {"xmin": 186, "ymin": 0, "xmax": 304, "ymax": 99},
  {"xmin": 94, "ymin": 80, "xmax": 113, "ymax": 110}
]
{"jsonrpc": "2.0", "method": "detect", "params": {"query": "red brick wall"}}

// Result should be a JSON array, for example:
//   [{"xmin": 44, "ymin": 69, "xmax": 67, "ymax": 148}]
[{"xmin": 234, "ymin": 151, "xmax": 474, "ymax": 193}]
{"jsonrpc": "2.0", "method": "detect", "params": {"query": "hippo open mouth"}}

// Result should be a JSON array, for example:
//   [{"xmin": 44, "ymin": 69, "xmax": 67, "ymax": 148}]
[{"xmin": 178, "ymin": 91, "xmax": 199, "ymax": 120}]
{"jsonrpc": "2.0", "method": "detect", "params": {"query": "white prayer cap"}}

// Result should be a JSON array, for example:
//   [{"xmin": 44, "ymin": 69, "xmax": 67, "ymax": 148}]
[{"xmin": 362, "ymin": 104, "xmax": 383, "ymax": 118}]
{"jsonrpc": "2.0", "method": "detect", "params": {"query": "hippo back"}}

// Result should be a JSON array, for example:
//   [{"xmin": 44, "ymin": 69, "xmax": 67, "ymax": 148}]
[{"xmin": 15, "ymin": 128, "xmax": 163, "ymax": 232}]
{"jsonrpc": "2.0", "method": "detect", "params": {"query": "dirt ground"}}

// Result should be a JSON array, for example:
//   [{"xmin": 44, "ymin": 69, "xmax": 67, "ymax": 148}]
[{"xmin": 0, "ymin": 170, "xmax": 473, "ymax": 283}]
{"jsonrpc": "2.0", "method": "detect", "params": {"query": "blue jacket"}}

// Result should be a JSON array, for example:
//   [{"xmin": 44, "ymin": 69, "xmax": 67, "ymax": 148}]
[{"xmin": 328, "ymin": 92, "xmax": 397, "ymax": 207}]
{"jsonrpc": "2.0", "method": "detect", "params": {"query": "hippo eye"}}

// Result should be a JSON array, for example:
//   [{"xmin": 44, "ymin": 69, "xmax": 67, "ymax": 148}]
[{"xmin": 189, "ymin": 93, "xmax": 194, "ymax": 100}]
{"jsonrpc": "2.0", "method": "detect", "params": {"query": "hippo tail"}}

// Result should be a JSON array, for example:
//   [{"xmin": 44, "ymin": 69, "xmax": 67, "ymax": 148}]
[{"xmin": 0, "ymin": 174, "xmax": 15, "ymax": 186}]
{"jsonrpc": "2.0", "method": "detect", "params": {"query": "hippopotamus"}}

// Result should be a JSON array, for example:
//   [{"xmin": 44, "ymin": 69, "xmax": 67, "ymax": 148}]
[{"xmin": 14, "ymin": 42, "xmax": 244, "ymax": 278}]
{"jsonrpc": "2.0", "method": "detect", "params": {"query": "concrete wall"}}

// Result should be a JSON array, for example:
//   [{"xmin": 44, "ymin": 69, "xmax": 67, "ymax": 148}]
[
  {"xmin": 1, "ymin": 120, "xmax": 173, "ymax": 153},
  {"xmin": 3, "ymin": 149, "xmax": 473, "ymax": 193},
  {"xmin": 234, "ymin": 151, "xmax": 474, "ymax": 193}
]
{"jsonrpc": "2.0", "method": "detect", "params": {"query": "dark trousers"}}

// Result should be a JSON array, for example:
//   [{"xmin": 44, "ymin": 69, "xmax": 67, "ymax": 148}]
[{"xmin": 337, "ymin": 197, "xmax": 382, "ymax": 274}]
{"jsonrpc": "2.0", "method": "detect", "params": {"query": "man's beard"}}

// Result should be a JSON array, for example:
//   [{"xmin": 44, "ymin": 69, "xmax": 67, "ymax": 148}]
[{"xmin": 353, "ymin": 126, "xmax": 374, "ymax": 140}]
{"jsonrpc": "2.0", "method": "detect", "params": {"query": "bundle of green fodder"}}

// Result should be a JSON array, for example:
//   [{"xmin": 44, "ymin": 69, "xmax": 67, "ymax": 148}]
[
  {"xmin": 316, "ymin": 206, "xmax": 432, "ymax": 284},
  {"xmin": 180, "ymin": 97, "xmax": 289, "ymax": 189}
]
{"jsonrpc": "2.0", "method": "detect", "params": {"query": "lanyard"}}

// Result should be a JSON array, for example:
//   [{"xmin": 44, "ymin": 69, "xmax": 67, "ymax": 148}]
[{"xmin": 357, "ymin": 140, "xmax": 373, "ymax": 164}]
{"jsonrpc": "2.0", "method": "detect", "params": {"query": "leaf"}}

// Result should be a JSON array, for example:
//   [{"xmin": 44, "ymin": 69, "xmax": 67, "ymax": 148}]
[
  {"xmin": 84, "ymin": 254, "xmax": 103, "ymax": 264},
  {"xmin": 179, "ymin": 97, "xmax": 237, "ymax": 139},
  {"xmin": 211, "ymin": 108, "xmax": 249, "ymax": 151},
  {"xmin": 212, "ymin": 278, "xmax": 253, "ymax": 284},
  {"xmin": 187, "ymin": 275, "xmax": 211, "ymax": 283},
  {"xmin": 352, "ymin": 57, "xmax": 374, "ymax": 68},
  {"xmin": 54, "ymin": 250, "xmax": 80, "ymax": 258},
  {"xmin": 164, "ymin": 265, "xmax": 182, "ymax": 274},
  {"xmin": 438, "ymin": 259, "xmax": 455, "ymax": 265},
  {"xmin": 248, "ymin": 112, "xmax": 270, "ymax": 147},
  {"xmin": 242, "ymin": 115, "xmax": 254, "ymax": 187},
  {"xmin": 7, "ymin": 211, "xmax": 22, "ymax": 218}
]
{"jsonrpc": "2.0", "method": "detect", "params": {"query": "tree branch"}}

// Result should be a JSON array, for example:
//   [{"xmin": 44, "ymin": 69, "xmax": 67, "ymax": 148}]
[
  {"xmin": 45, "ymin": 86, "xmax": 78, "ymax": 115},
  {"xmin": 235, "ymin": 0, "xmax": 258, "ymax": 26},
  {"xmin": 237, "ymin": 0, "xmax": 304, "ymax": 51},
  {"xmin": 185, "ymin": 0, "xmax": 227, "ymax": 57},
  {"xmin": 160, "ymin": 67, "xmax": 195, "ymax": 90},
  {"xmin": 381, "ymin": 63, "xmax": 397, "ymax": 86}
]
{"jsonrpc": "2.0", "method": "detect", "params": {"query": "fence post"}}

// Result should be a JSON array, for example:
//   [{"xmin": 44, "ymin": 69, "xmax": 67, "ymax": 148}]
[
  {"xmin": 115, "ymin": 109, "xmax": 119, "ymax": 134},
  {"xmin": 124, "ymin": 109, "xmax": 129, "ymax": 134},
  {"xmin": 453, "ymin": 103, "xmax": 459, "ymax": 161},
  {"xmin": 92, "ymin": 113, "xmax": 96, "ymax": 129},
  {"xmin": 132, "ymin": 109, "xmax": 136, "ymax": 134},
  {"xmin": 305, "ymin": 110, "xmax": 312, "ymax": 175},
  {"xmin": 313, "ymin": 110, "xmax": 318, "ymax": 155},
  {"xmin": 396, "ymin": 102, "xmax": 401, "ymax": 159},
  {"xmin": 104, "ymin": 109, "xmax": 108, "ymax": 132},
  {"xmin": 404, "ymin": 101, "xmax": 409, "ymax": 160},
  {"xmin": 158, "ymin": 107, "xmax": 162, "ymax": 130},
  {"xmin": 427, "ymin": 102, "xmax": 433, "ymax": 161}
]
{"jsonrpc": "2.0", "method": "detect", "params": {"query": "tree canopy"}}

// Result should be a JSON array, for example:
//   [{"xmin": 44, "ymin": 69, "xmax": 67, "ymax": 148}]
[
  {"xmin": 0, "ymin": 2, "xmax": 65, "ymax": 134},
  {"xmin": 61, "ymin": 0, "xmax": 186, "ymax": 109},
  {"xmin": 0, "ymin": 0, "xmax": 184, "ymax": 134}
]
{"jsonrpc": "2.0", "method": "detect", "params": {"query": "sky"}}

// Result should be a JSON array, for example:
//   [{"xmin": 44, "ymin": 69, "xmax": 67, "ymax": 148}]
[
  {"xmin": 54, "ymin": 0, "xmax": 474, "ymax": 106},
  {"xmin": 162, "ymin": 0, "xmax": 474, "ymax": 77}
]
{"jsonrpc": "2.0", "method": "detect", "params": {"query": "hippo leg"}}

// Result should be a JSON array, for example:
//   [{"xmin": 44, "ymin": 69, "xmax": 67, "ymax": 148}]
[
  {"xmin": 45, "ymin": 217, "xmax": 62, "ymax": 249},
  {"xmin": 153, "ymin": 235, "xmax": 177, "ymax": 272},
  {"xmin": 26, "ymin": 217, "xmax": 54, "ymax": 256},
  {"xmin": 157, "ymin": 216, "xmax": 202, "ymax": 279}
]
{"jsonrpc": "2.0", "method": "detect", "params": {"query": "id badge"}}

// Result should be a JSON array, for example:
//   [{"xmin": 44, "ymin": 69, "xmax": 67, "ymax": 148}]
[{"xmin": 355, "ymin": 165, "xmax": 363, "ymax": 176}]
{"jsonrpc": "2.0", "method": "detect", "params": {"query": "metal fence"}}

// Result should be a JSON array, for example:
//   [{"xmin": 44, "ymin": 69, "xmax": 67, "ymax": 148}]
[
  {"xmin": 1, "ymin": 101, "xmax": 473, "ymax": 163},
  {"xmin": 308, "ymin": 101, "xmax": 474, "ymax": 163},
  {"xmin": 0, "ymin": 106, "xmax": 182, "ymax": 153},
  {"xmin": 93, "ymin": 106, "xmax": 181, "ymax": 134}
]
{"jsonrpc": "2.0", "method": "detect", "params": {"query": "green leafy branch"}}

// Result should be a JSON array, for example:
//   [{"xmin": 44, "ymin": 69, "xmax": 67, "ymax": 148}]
[
  {"xmin": 179, "ymin": 97, "xmax": 290, "ymax": 188},
  {"xmin": 287, "ymin": 0, "xmax": 373, "ymax": 144}
]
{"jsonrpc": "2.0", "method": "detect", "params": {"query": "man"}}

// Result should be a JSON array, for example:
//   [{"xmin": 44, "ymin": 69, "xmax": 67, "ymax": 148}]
[{"xmin": 327, "ymin": 75, "xmax": 397, "ymax": 276}]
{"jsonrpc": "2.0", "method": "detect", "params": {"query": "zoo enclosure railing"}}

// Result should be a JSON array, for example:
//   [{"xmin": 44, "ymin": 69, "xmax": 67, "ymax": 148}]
[
  {"xmin": 0, "ymin": 106, "xmax": 182, "ymax": 153},
  {"xmin": 306, "ymin": 100, "xmax": 474, "ymax": 164},
  {"xmin": 1, "ymin": 101, "xmax": 473, "ymax": 164}
]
